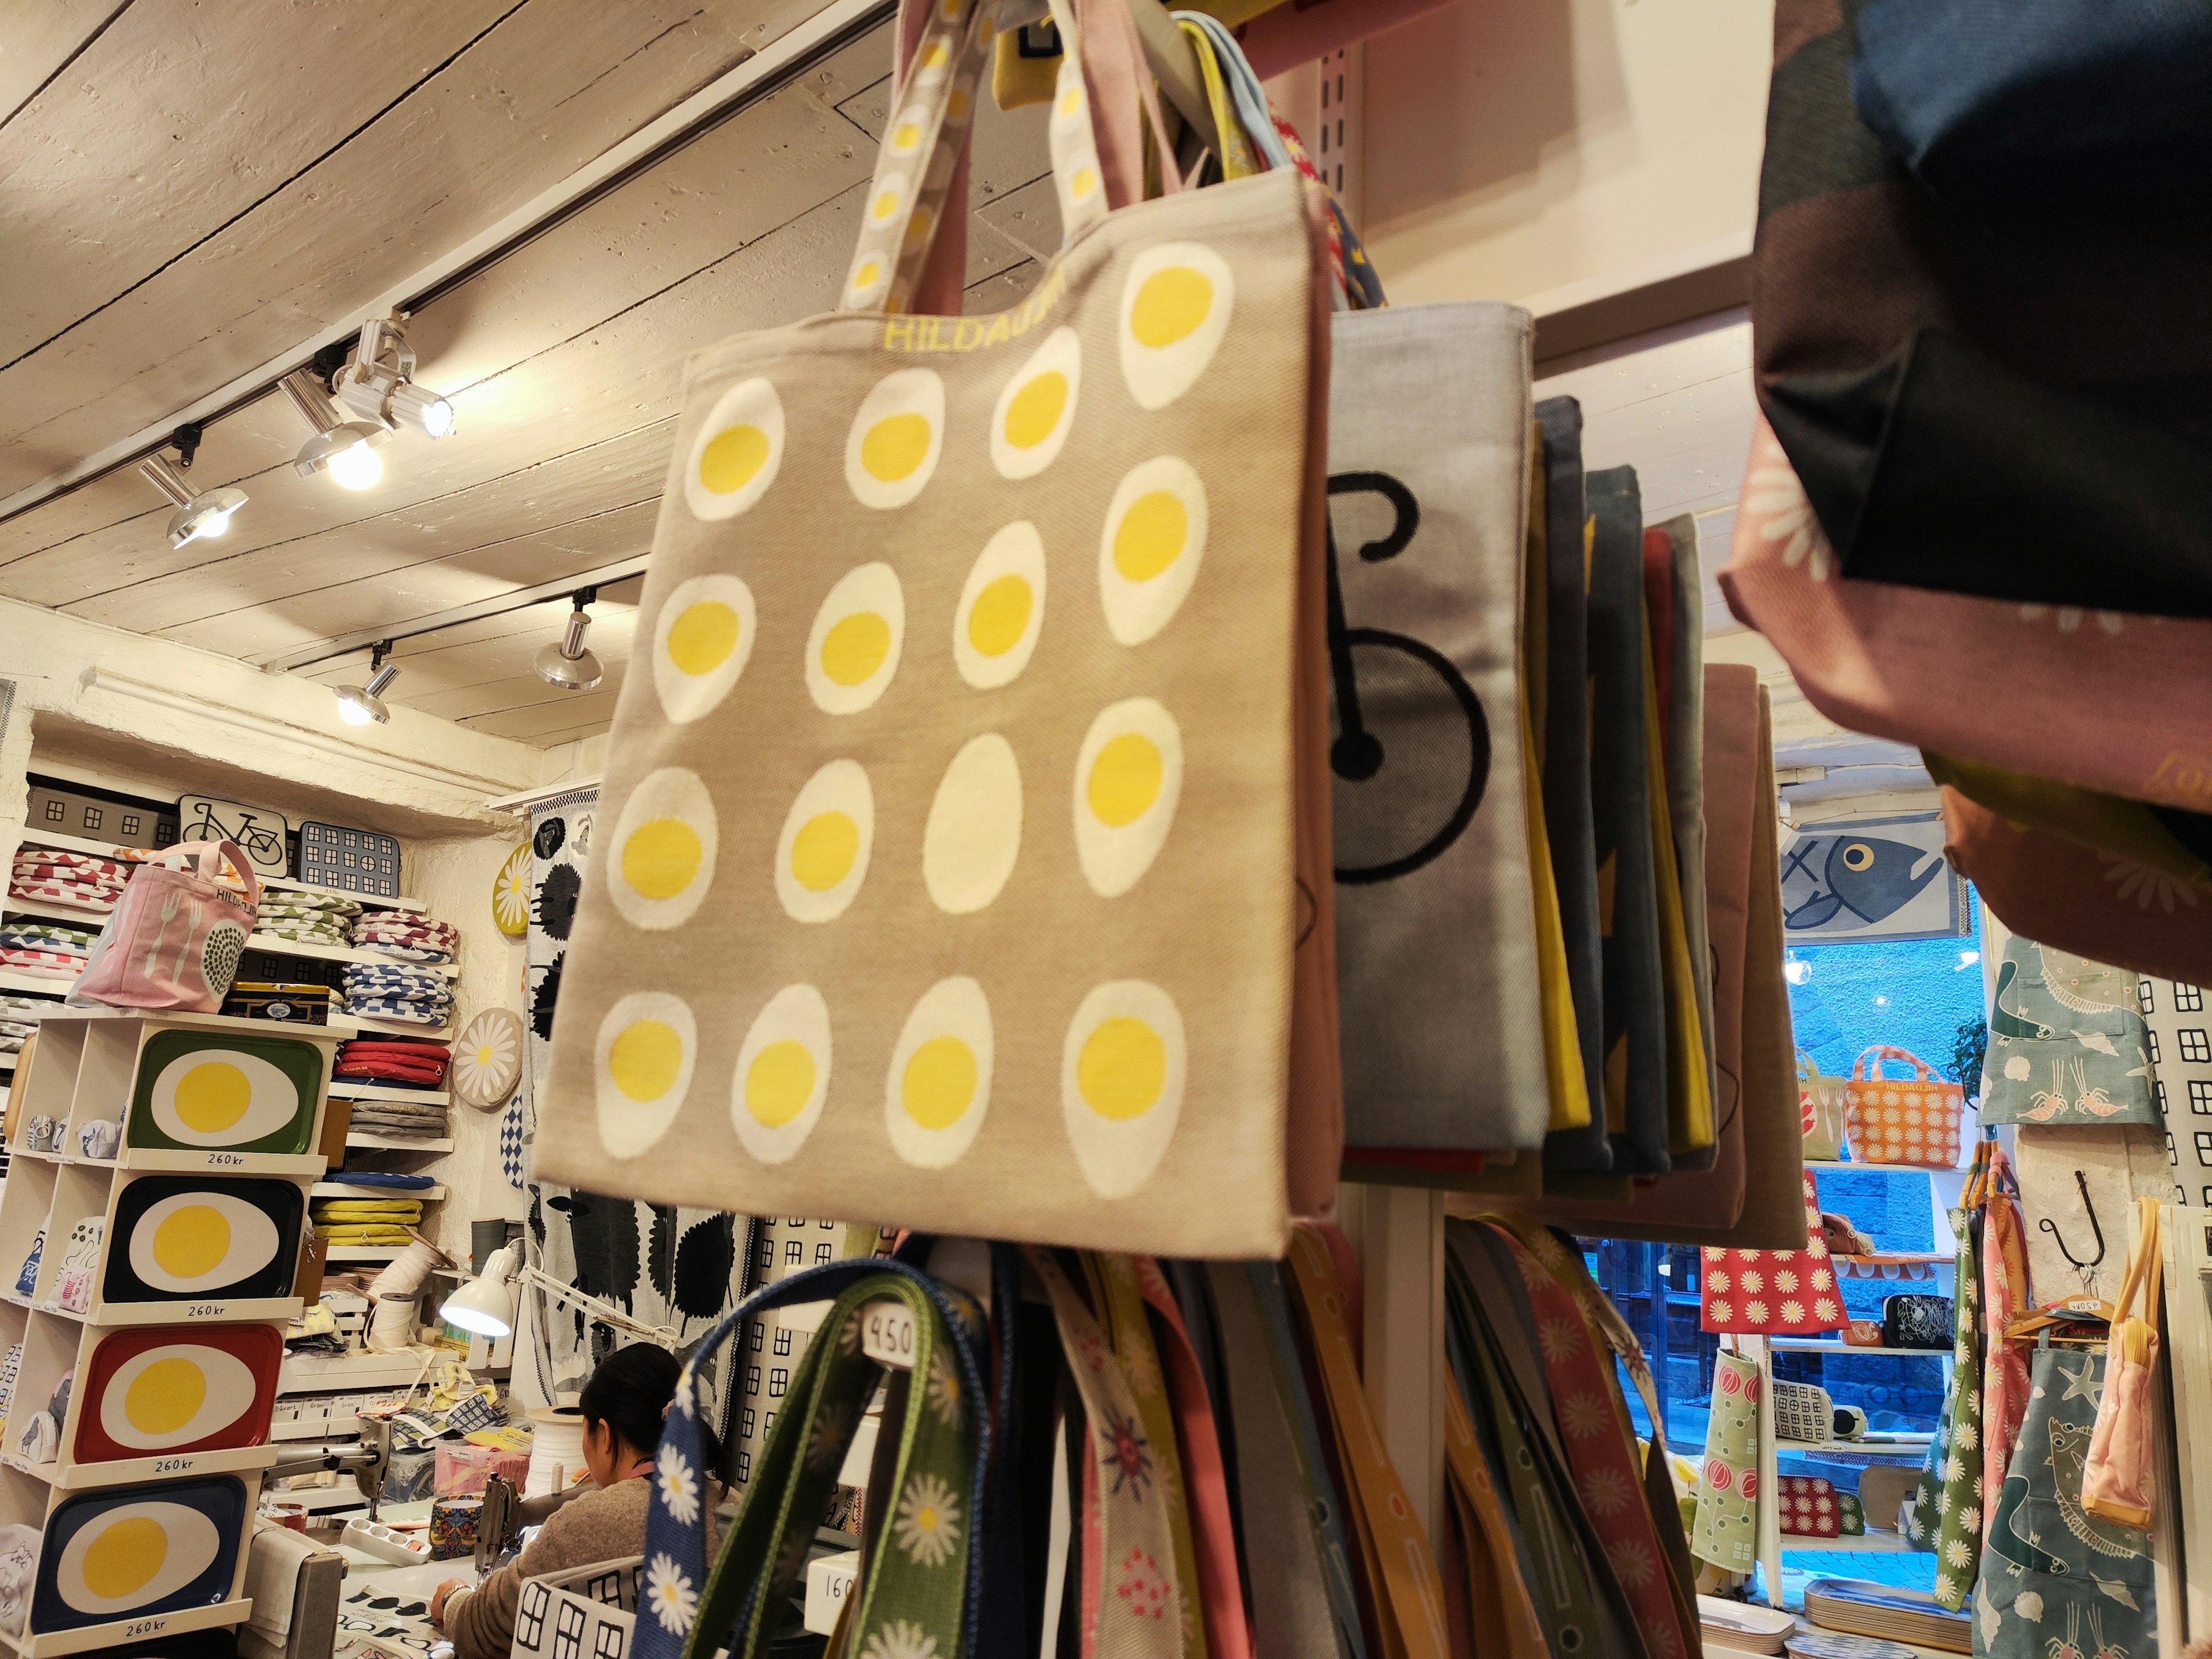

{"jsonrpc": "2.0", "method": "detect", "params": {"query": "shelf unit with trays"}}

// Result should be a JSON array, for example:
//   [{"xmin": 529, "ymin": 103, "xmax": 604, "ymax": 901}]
[{"xmin": 0, "ymin": 1007, "xmax": 337, "ymax": 1657}]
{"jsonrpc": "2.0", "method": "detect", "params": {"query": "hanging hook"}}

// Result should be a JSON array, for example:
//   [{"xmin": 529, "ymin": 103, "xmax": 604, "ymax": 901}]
[{"xmin": 2037, "ymin": 1170, "xmax": 2106, "ymax": 1286}]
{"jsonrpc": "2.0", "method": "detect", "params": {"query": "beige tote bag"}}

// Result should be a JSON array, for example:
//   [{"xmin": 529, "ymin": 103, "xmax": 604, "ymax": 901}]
[{"xmin": 534, "ymin": 0, "xmax": 1336, "ymax": 1257}]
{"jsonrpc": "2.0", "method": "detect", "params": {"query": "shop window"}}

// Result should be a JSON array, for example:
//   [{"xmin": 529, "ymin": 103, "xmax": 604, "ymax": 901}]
[
  {"xmin": 735, "ymin": 1450, "xmax": 751, "ymax": 1483},
  {"xmin": 815, "ymin": 1241, "xmax": 834, "ymax": 1263},
  {"xmin": 2177, "ymin": 983, "xmax": 2205, "ymax": 1013},
  {"xmin": 2150, "ymin": 1029, "xmax": 2164, "ymax": 1065},
  {"xmin": 745, "ymin": 1364, "xmax": 761, "ymax": 1396},
  {"xmin": 749, "ymin": 1323, "xmax": 764, "ymax": 1351},
  {"xmin": 738, "ymin": 1408, "xmax": 755, "ymax": 1440},
  {"xmin": 2181, "ymin": 1028, "xmax": 2210, "ymax": 1064},
  {"xmin": 2192, "ymin": 1080, "xmax": 2212, "ymax": 1115},
  {"xmin": 2141, "ymin": 980, "xmax": 2158, "ymax": 1014},
  {"xmin": 41, "ymin": 800, "xmax": 62, "ymax": 822},
  {"xmin": 785, "ymin": 1239, "xmax": 804, "ymax": 1264},
  {"xmin": 80, "ymin": 807, "xmax": 101, "ymax": 830},
  {"xmin": 768, "ymin": 1368, "xmax": 789, "ymax": 1399},
  {"xmin": 119, "ymin": 814, "xmax": 140, "ymax": 836},
  {"xmin": 772, "ymin": 1328, "xmax": 792, "ymax": 1356},
  {"xmin": 756, "ymin": 1238, "xmax": 775, "ymax": 1271},
  {"xmin": 2195, "ymin": 1131, "xmax": 2212, "ymax": 1165}
]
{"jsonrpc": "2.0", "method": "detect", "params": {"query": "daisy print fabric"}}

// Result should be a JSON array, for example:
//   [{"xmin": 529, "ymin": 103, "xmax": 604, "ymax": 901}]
[
  {"xmin": 634, "ymin": 1263, "xmax": 984, "ymax": 1659},
  {"xmin": 1699, "ymin": 1173, "xmax": 1847, "ymax": 1335}
]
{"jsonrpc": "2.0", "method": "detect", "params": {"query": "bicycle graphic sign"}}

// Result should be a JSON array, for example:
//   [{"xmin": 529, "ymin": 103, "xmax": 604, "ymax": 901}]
[{"xmin": 175, "ymin": 794, "xmax": 294, "ymax": 880}]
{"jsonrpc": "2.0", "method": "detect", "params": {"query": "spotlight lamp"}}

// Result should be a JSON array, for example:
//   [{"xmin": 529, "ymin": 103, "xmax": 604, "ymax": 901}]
[
  {"xmin": 332, "ymin": 312, "xmax": 456, "ymax": 440},
  {"xmin": 535, "ymin": 589, "xmax": 604, "ymax": 691},
  {"xmin": 335, "ymin": 642, "xmax": 401, "ymax": 726},
  {"xmin": 137, "ymin": 449, "xmax": 247, "ymax": 551},
  {"xmin": 281, "ymin": 371, "xmax": 387, "ymax": 490}
]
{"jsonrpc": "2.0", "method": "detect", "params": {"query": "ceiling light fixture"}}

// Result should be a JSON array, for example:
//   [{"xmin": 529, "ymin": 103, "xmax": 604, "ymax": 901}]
[
  {"xmin": 335, "ymin": 642, "xmax": 401, "ymax": 725},
  {"xmin": 281, "ymin": 370, "xmax": 387, "ymax": 491},
  {"xmin": 332, "ymin": 313, "xmax": 456, "ymax": 439},
  {"xmin": 535, "ymin": 589, "xmax": 604, "ymax": 691},
  {"xmin": 137, "ymin": 434, "xmax": 247, "ymax": 550}
]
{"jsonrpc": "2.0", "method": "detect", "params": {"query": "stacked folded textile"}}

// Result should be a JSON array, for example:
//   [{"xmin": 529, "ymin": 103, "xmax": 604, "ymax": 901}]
[
  {"xmin": 0, "ymin": 921, "xmax": 97, "ymax": 983},
  {"xmin": 8, "ymin": 849, "xmax": 132, "ymax": 914},
  {"xmin": 334, "ymin": 1038, "xmax": 451, "ymax": 1089},
  {"xmin": 324, "ymin": 1170, "xmax": 435, "ymax": 1192},
  {"xmin": 341, "ymin": 961, "xmax": 453, "ymax": 1029},
  {"xmin": 256, "ymin": 889, "xmax": 362, "ymax": 947},
  {"xmin": 351, "ymin": 911, "xmax": 458, "ymax": 965},
  {"xmin": 0, "ymin": 996, "xmax": 51, "ymax": 1056},
  {"xmin": 340, "ymin": 1092, "xmax": 451, "ymax": 1140},
  {"xmin": 311, "ymin": 1196, "xmax": 424, "ymax": 1245}
]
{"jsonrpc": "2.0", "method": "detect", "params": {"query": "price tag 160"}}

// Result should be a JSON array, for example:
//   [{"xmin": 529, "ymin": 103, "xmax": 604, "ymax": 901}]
[{"xmin": 859, "ymin": 1300, "xmax": 916, "ymax": 1370}]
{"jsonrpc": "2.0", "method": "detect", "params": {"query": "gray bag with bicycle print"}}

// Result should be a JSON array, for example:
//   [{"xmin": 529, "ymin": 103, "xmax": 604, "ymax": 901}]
[
  {"xmin": 532, "ymin": 0, "xmax": 1339, "ymax": 1256},
  {"xmin": 1328, "ymin": 304, "xmax": 1548, "ymax": 1154}
]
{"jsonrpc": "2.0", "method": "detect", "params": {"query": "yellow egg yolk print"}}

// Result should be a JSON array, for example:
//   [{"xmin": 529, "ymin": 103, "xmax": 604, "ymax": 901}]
[
  {"xmin": 683, "ymin": 378, "xmax": 783, "ymax": 521},
  {"xmin": 593, "ymin": 993, "xmax": 697, "ymax": 1157},
  {"xmin": 1118, "ymin": 242, "xmax": 1234, "ymax": 411},
  {"xmin": 885, "ymin": 977, "xmax": 994, "ymax": 1168},
  {"xmin": 1062, "ymin": 981, "xmax": 1187, "ymax": 1198},
  {"xmin": 652, "ymin": 573, "xmax": 756, "ymax": 724},
  {"xmin": 607, "ymin": 768, "xmax": 718, "ymax": 930},
  {"xmin": 953, "ymin": 521, "xmax": 1047, "ymax": 690},
  {"xmin": 806, "ymin": 563, "xmax": 906, "ymax": 714},
  {"xmin": 845, "ymin": 369, "xmax": 944, "ymax": 509},
  {"xmin": 732, "ymin": 985, "xmax": 832, "ymax": 1164},
  {"xmin": 990, "ymin": 327, "xmax": 1081, "ymax": 480}
]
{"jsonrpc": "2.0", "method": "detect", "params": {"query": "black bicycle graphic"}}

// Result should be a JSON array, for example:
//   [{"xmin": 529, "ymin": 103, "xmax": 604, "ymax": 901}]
[
  {"xmin": 180, "ymin": 800, "xmax": 285, "ymax": 872},
  {"xmin": 1325, "ymin": 471, "xmax": 1491, "ymax": 885}
]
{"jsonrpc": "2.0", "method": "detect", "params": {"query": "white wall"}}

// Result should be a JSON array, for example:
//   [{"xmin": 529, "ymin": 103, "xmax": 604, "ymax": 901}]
[
  {"xmin": 0, "ymin": 595, "xmax": 558, "ymax": 1257},
  {"xmin": 1359, "ymin": 0, "xmax": 1772, "ymax": 313}
]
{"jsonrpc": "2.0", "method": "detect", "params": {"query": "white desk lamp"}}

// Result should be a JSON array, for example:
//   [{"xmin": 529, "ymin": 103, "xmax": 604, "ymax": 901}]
[{"xmin": 440, "ymin": 1245, "xmax": 680, "ymax": 1350}]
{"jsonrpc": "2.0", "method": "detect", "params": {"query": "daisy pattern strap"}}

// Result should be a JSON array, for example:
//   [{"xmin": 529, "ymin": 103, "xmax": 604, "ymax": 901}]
[{"xmin": 638, "ymin": 1259, "xmax": 987, "ymax": 1659}]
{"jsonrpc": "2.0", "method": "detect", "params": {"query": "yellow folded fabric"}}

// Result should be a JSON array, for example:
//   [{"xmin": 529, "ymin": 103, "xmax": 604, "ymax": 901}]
[{"xmin": 315, "ymin": 1225, "xmax": 416, "ymax": 1245}]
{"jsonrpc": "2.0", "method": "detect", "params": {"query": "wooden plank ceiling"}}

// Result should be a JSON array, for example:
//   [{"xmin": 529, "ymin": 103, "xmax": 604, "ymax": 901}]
[{"xmin": 0, "ymin": 0, "xmax": 1058, "ymax": 749}]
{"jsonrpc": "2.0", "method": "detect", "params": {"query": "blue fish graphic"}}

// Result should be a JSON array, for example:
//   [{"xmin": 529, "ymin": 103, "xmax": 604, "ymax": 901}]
[{"xmin": 1781, "ymin": 832, "xmax": 1944, "ymax": 931}]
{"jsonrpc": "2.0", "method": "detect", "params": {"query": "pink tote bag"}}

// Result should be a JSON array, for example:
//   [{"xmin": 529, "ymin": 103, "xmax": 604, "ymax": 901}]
[
  {"xmin": 2082, "ymin": 1196, "xmax": 2161, "ymax": 1529},
  {"xmin": 71, "ymin": 840, "xmax": 259, "ymax": 1014},
  {"xmin": 1719, "ymin": 415, "xmax": 2212, "ymax": 814}
]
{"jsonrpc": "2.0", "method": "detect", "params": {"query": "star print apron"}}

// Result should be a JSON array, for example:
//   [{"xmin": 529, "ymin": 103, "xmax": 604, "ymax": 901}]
[
  {"xmin": 532, "ymin": 0, "xmax": 1338, "ymax": 1259},
  {"xmin": 1971, "ymin": 1345, "xmax": 2154, "ymax": 1659}
]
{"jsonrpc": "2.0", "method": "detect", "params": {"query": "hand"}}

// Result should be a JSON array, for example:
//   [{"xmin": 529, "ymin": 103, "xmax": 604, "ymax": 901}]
[{"xmin": 430, "ymin": 1580, "xmax": 465, "ymax": 1626}]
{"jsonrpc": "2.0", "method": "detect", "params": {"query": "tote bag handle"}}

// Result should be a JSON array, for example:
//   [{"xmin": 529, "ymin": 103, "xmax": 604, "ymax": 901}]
[
  {"xmin": 158, "ymin": 838, "xmax": 262, "ymax": 911},
  {"xmin": 1850, "ymin": 1043, "xmax": 1936, "ymax": 1082},
  {"xmin": 850, "ymin": 0, "xmax": 1177, "ymax": 316}
]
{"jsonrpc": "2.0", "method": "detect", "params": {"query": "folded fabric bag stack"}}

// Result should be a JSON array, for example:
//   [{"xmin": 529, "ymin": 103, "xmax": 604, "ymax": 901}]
[
  {"xmin": 257, "ymin": 888, "xmax": 360, "ymax": 947},
  {"xmin": 341, "ymin": 961, "xmax": 452, "ymax": 1029},
  {"xmin": 0, "ymin": 996, "xmax": 49, "ymax": 1058},
  {"xmin": 0, "ymin": 921, "xmax": 96, "ymax": 983},
  {"xmin": 351, "ymin": 910, "xmax": 457, "ymax": 965},
  {"xmin": 9, "ymin": 849, "xmax": 131, "ymax": 915},
  {"xmin": 339, "ymin": 1093, "xmax": 449, "ymax": 1140},
  {"xmin": 310, "ymin": 1196, "xmax": 422, "ymax": 1247},
  {"xmin": 334, "ymin": 1037, "xmax": 450, "ymax": 1089}
]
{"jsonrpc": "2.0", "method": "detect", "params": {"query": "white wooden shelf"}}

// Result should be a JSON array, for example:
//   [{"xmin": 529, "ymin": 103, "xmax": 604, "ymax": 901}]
[
  {"xmin": 327, "ymin": 1084, "xmax": 450, "ymax": 1105},
  {"xmin": 246, "ymin": 932, "xmax": 457, "ymax": 977},
  {"xmin": 0, "ymin": 899, "xmax": 111, "ymax": 929},
  {"xmin": 0, "ymin": 972, "xmax": 72, "ymax": 998},
  {"xmin": 1778, "ymin": 1531, "xmax": 1917, "ymax": 1552},
  {"xmin": 329, "ymin": 1012, "xmax": 452, "ymax": 1041},
  {"xmin": 344, "ymin": 1134, "xmax": 453, "ymax": 1153},
  {"xmin": 1767, "ymin": 1338, "xmax": 1953, "ymax": 1356},
  {"xmin": 321, "ymin": 1246, "xmax": 411, "ymax": 1263},
  {"xmin": 10, "ymin": 829, "xmax": 424, "ymax": 915}
]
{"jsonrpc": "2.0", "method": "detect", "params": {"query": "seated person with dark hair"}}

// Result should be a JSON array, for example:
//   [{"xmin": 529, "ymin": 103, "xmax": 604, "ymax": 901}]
[{"xmin": 431, "ymin": 1345, "xmax": 720, "ymax": 1659}]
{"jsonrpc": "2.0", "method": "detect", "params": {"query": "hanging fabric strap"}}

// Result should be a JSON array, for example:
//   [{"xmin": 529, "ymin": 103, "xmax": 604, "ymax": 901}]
[
  {"xmin": 635, "ymin": 1259, "xmax": 988, "ymax": 1659},
  {"xmin": 1028, "ymin": 1248, "xmax": 1191, "ymax": 1659},
  {"xmin": 1283, "ymin": 1229, "xmax": 1450, "ymax": 1659}
]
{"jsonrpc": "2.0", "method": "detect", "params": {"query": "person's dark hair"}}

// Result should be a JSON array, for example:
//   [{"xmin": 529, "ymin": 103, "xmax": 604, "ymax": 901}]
[{"xmin": 578, "ymin": 1344, "xmax": 681, "ymax": 1460}]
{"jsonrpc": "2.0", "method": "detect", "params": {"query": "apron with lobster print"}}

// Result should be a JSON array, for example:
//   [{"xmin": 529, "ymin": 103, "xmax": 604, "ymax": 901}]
[{"xmin": 533, "ymin": 0, "xmax": 1336, "ymax": 1258}]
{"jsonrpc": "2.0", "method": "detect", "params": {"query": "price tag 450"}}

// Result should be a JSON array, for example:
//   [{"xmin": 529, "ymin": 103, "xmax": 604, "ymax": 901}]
[{"xmin": 858, "ymin": 1300, "xmax": 916, "ymax": 1370}]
